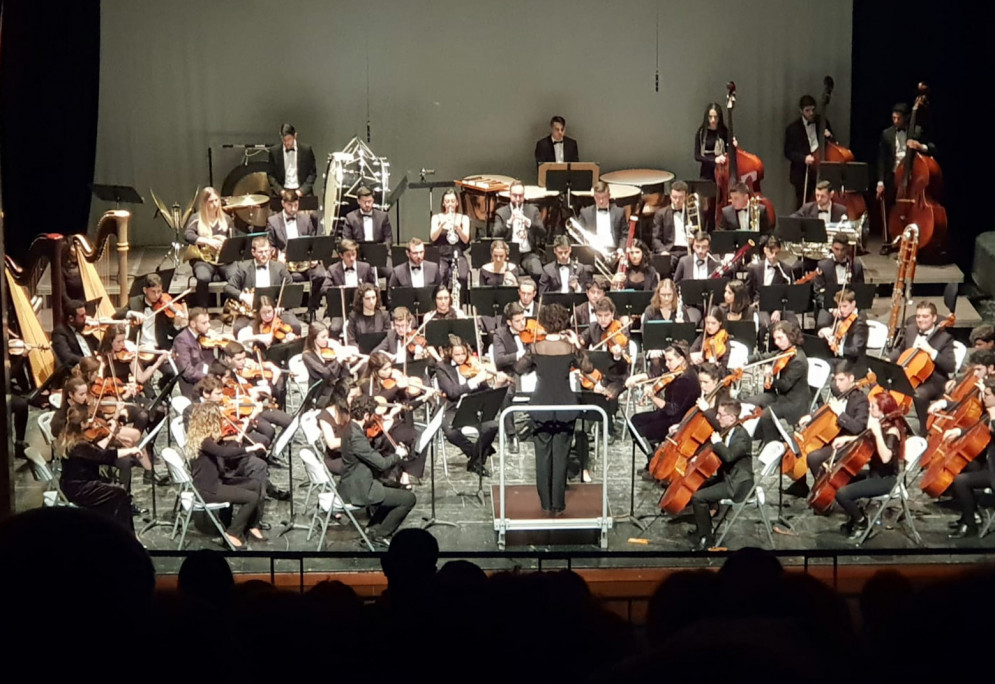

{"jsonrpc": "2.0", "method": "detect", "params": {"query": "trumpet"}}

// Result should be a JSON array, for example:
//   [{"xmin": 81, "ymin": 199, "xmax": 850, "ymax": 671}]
[
  {"xmin": 509, "ymin": 206, "xmax": 530, "ymax": 241},
  {"xmin": 564, "ymin": 217, "xmax": 615, "ymax": 279}
]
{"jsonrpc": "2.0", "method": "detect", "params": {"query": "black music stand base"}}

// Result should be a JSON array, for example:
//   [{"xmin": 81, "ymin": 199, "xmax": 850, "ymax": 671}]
[{"xmin": 420, "ymin": 409, "xmax": 459, "ymax": 531}]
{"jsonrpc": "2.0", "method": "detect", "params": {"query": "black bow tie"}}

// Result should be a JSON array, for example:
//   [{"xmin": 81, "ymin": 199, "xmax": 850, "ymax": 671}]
[
  {"xmin": 344, "ymin": 266, "xmax": 355, "ymax": 272},
  {"xmin": 598, "ymin": 208, "xmax": 609, "ymax": 213},
  {"xmin": 410, "ymin": 266, "xmax": 421, "ymax": 271},
  {"xmin": 697, "ymin": 259, "xmax": 705, "ymax": 267},
  {"xmin": 553, "ymin": 140, "xmax": 563, "ymax": 145},
  {"xmin": 285, "ymin": 214, "xmax": 296, "ymax": 221},
  {"xmin": 361, "ymin": 212, "xmax": 373, "ymax": 218},
  {"xmin": 256, "ymin": 264, "xmax": 267, "ymax": 270}
]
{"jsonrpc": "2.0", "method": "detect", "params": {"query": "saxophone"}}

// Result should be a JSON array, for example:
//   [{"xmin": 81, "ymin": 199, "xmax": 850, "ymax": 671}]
[{"xmin": 886, "ymin": 224, "xmax": 919, "ymax": 350}]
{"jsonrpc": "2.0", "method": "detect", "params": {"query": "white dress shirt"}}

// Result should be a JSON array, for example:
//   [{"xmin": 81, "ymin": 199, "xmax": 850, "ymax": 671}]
[
  {"xmin": 255, "ymin": 263, "xmax": 271, "ymax": 288},
  {"xmin": 737, "ymin": 208, "xmax": 749, "ymax": 230},
  {"xmin": 673, "ymin": 211, "xmax": 688, "ymax": 248},
  {"xmin": 362, "ymin": 213, "xmax": 374, "ymax": 241},
  {"xmin": 693, "ymin": 257, "xmax": 710, "ymax": 280},
  {"xmin": 75, "ymin": 331, "xmax": 93, "ymax": 357},
  {"xmin": 894, "ymin": 130, "xmax": 908, "ymax": 169},
  {"xmin": 595, "ymin": 209, "xmax": 613, "ymax": 247},
  {"xmin": 805, "ymin": 119, "xmax": 819, "ymax": 153},
  {"xmin": 553, "ymin": 140, "xmax": 564, "ymax": 163},
  {"xmin": 284, "ymin": 212, "xmax": 299, "ymax": 241},
  {"xmin": 343, "ymin": 264, "xmax": 359, "ymax": 288},
  {"xmin": 558, "ymin": 264, "xmax": 571, "ymax": 293},
  {"xmin": 283, "ymin": 146, "xmax": 299, "ymax": 189},
  {"xmin": 409, "ymin": 263, "xmax": 425, "ymax": 288}
]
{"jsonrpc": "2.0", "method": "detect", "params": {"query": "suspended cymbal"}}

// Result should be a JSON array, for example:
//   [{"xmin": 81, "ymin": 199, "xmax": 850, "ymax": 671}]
[{"xmin": 222, "ymin": 193, "xmax": 269, "ymax": 210}]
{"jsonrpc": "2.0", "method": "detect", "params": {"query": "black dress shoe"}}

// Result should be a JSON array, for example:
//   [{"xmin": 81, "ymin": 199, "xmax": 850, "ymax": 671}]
[
  {"xmin": 256, "ymin": 521, "xmax": 272, "ymax": 531},
  {"xmin": 266, "ymin": 486, "xmax": 291, "ymax": 501},
  {"xmin": 143, "ymin": 470, "xmax": 170, "ymax": 486},
  {"xmin": 948, "ymin": 523, "xmax": 979, "ymax": 539},
  {"xmin": 468, "ymin": 462, "xmax": 491, "ymax": 478},
  {"xmin": 691, "ymin": 536, "xmax": 714, "ymax": 552},
  {"xmin": 784, "ymin": 479, "xmax": 810, "ymax": 498},
  {"xmin": 130, "ymin": 503, "xmax": 143, "ymax": 517},
  {"xmin": 844, "ymin": 516, "xmax": 868, "ymax": 540}
]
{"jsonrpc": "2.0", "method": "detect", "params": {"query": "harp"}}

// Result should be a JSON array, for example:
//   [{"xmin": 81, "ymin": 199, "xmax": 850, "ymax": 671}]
[
  {"xmin": 5, "ymin": 253, "xmax": 58, "ymax": 388},
  {"xmin": 70, "ymin": 210, "xmax": 131, "ymax": 321}
]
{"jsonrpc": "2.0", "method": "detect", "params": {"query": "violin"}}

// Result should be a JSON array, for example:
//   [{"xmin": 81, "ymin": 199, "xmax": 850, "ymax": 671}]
[
  {"xmin": 701, "ymin": 328, "xmax": 729, "ymax": 363},
  {"xmin": 458, "ymin": 356, "xmax": 499, "ymax": 379},
  {"xmin": 113, "ymin": 339, "xmax": 163, "ymax": 364},
  {"xmin": 7, "ymin": 338, "xmax": 50, "ymax": 356},
  {"xmin": 406, "ymin": 333, "xmax": 428, "ymax": 354},
  {"xmin": 827, "ymin": 312, "xmax": 858, "ymax": 354},
  {"xmin": 152, "ymin": 289, "xmax": 190, "ymax": 320},
  {"xmin": 571, "ymin": 368, "xmax": 603, "ymax": 391},
  {"xmin": 240, "ymin": 358, "xmax": 274, "ymax": 381},
  {"xmin": 83, "ymin": 416, "xmax": 119, "ymax": 443},
  {"xmin": 199, "ymin": 332, "xmax": 235, "ymax": 348},
  {"xmin": 261, "ymin": 316, "xmax": 294, "ymax": 341},
  {"xmin": 519, "ymin": 319, "xmax": 546, "ymax": 345},
  {"xmin": 765, "ymin": 347, "xmax": 797, "ymax": 390},
  {"xmin": 589, "ymin": 320, "xmax": 632, "ymax": 363},
  {"xmin": 380, "ymin": 369, "xmax": 406, "ymax": 390}
]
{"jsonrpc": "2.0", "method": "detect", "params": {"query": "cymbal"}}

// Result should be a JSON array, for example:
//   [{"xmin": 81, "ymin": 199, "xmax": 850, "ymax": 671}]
[{"xmin": 223, "ymin": 193, "xmax": 269, "ymax": 210}]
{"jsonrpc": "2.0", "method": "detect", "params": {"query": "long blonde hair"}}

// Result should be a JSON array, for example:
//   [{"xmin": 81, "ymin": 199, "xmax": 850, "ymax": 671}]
[
  {"xmin": 56, "ymin": 406, "xmax": 89, "ymax": 459},
  {"xmin": 196, "ymin": 187, "xmax": 230, "ymax": 237},
  {"xmin": 186, "ymin": 402, "xmax": 223, "ymax": 461}
]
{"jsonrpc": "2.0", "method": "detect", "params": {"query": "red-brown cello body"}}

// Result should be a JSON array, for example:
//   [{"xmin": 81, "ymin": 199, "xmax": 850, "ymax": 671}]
[
  {"xmin": 807, "ymin": 430, "xmax": 876, "ymax": 514},
  {"xmin": 811, "ymin": 75, "xmax": 868, "ymax": 221},
  {"xmin": 920, "ymin": 419, "xmax": 990, "ymax": 498},
  {"xmin": 714, "ymin": 81, "xmax": 776, "ymax": 228}
]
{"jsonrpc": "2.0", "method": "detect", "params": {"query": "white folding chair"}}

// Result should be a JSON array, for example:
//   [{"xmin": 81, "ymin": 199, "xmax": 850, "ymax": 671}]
[
  {"xmin": 953, "ymin": 341, "xmax": 967, "ymax": 375},
  {"xmin": 286, "ymin": 354, "xmax": 310, "ymax": 414},
  {"xmin": 728, "ymin": 340, "xmax": 750, "ymax": 370},
  {"xmin": 856, "ymin": 435, "xmax": 925, "ymax": 546},
  {"xmin": 24, "ymin": 447, "xmax": 74, "ymax": 507},
  {"xmin": 865, "ymin": 320, "xmax": 889, "ymax": 357},
  {"xmin": 299, "ymin": 448, "xmax": 373, "ymax": 551},
  {"xmin": 807, "ymin": 357, "xmax": 833, "ymax": 411},
  {"xmin": 714, "ymin": 441, "xmax": 783, "ymax": 548},
  {"xmin": 740, "ymin": 403, "xmax": 760, "ymax": 438},
  {"xmin": 169, "ymin": 416, "xmax": 187, "ymax": 450},
  {"xmin": 170, "ymin": 395, "xmax": 191, "ymax": 417},
  {"xmin": 36, "ymin": 411, "xmax": 56, "ymax": 445},
  {"xmin": 160, "ymin": 447, "xmax": 236, "ymax": 550},
  {"xmin": 300, "ymin": 409, "xmax": 323, "ymax": 453}
]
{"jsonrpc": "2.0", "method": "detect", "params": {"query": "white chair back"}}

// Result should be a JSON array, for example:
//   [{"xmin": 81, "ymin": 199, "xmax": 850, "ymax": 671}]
[
  {"xmin": 757, "ymin": 441, "xmax": 786, "ymax": 478},
  {"xmin": 728, "ymin": 340, "xmax": 750, "ymax": 371},
  {"xmin": 161, "ymin": 447, "xmax": 192, "ymax": 485},
  {"xmin": 170, "ymin": 416, "xmax": 187, "ymax": 449},
  {"xmin": 866, "ymin": 320, "xmax": 889, "ymax": 356},
  {"xmin": 300, "ymin": 409, "xmax": 322, "ymax": 449},
  {"xmin": 37, "ymin": 411, "xmax": 56, "ymax": 445},
  {"xmin": 299, "ymin": 448, "xmax": 331, "ymax": 486},
  {"xmin": 170, "ymin": 395, "xmax": 191, "ymax": 417},
  {"xmin": 904, "ymin": 435, "xmax": 927, "ymax": 471},
  {"xmin": 953, "ymin": 341, "xmax": 967, "ymax": 374},
  {"xmin": 289, "ymin": 354, "xmax": 310, "ymax": 384},
  {"xmin": 49, "ymin": 392, "xmax": 63, "ymax": 409},
  {"xmin": 740, "ymin": 402, "xmax": 760, "ymax": 438},
  {"xmin": 807, "ymin": 357, "xmax": 832, "ymax": 393}
]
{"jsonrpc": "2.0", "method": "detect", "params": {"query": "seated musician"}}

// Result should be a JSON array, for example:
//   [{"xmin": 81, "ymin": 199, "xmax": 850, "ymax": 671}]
[
  {"xmin": 345, "ymin": 283, "xmax": 390, "ymax": 340},
  {"xmin": 575, "ymin": 277, "xmax": 609, "ymax": 330},
  {"xmin": 813, "ymin": 236, "xmax": 866, "ymax": 328},
  {"xmin": 388, "ymin": 237, "xmax": 444, "ymax": 296},
  {"xmin": 651, "ymin": 180, "xmax": 692, "ymax": 257},
  {"xmin": 970, "ymin": 324, "xmax": 995, "ymax": 351},
  {"xmin": 185, "ymin": 401, "xmax": 269, "ymax": 549},
  {"xmin": 831, "ymin": 391, "xmax": 907, "ymax": 540},
  {"xmin": 534, "ymin": 115, "xmax": 579, "ymax": 167},
  {"xmin": 266, "ymin": 123, "xmax": 317, "ymax": 199},
  {"xmin": 172, "ymin": 307, "xmax": 224, "ymax": 399},
  {"xmin": 643, "ymin": 279, "xmax": 686, "ymax": 323},
  {"xmin": 515, "ymin": 277, "xmax": 538, "ymax": 319},
  {"xmin": 478, "ymin": 239, "xmax": 519, "ymax": 287},
  {"xmin": 301, "ymin": 322, "xmax": 349, "ymax": 387},
  {"xmin": 612, "ymin": 240, "xmax": 659, "ymax": 292},
  {"xmin": 266, "ymin": 190, "xmax": 327, "ymax": 317},
  {"xmin": 791, "ymin": 180, "xmax": 847, "ymax": 223},
  {"xmin": 97, "ymin": 324, "xmax": 171, "ymax": 427},
  {"xmin": 718, "ymin": 182, "xmax": 771, "ymax": 231},
  {"xmin": 816, "ymin": 289, "xmax": 869, "ymax": 375},
  {"xmin": 113, "ymin": 272, "xmax": 185, "ymax": 356},
  {"xmin": 580, "ymin": 298, "xmax": 631, "ymax": 439},
  {"xmin": 746, "ymin": 237, "xmax": 800, "ymax": 335},
  {"xmin": 943, "ymin": 378, "xmax": 995, "ymax": 538},
  {"xmin": 888, "ymin": 301, "xmax": 956, "ymax": 425},
  {"xmin": 493, "ymin": 180, "xmax": 545, "ymax": 280},
  {"xmin": 689, "ymin": 399, "xmax": 754, "ymax": 551},
  {"xmin": 221, "ymin": 341, "xmax": 287, "ymax": 411},
  {"xmin": 539, "ymin": 235, "xmax": 591, "ymax": 296},
  {"xmin": 423, "ymin": 283, "xmax": 465, "ymax": 323},
  {"xmin": 237, "ymin": 295, "xmax": 298, "ymax": 351},
  {"xmin": 317, "ymin": 390, "xmax": 351, "ymax": 476},
  {"xmin": 358, "ymin": 352, "xmax": 428, "ymax": 488},
  {"xmin": 579, "ymin": 181, "xmax": 626, "ymax": 254},
  {"xmin": 342, "ymin": 186, "xmax": 393, "ymax": 277},
  {"xmin": 51, "ymin": 299, "xmax": 99, "ymax": 369},
  {"xmin": 690, "ymin": 306, "xmax": 731, "ymax": 370},
  {"xmin": 676, "ymin": 362, "xmax": 731, "ymax": 434},
  {"xmin": 787, "ymin": 361, "xmax": 870, "ymax": 498},
  {"xmin": 430, "ymin": 188, "xmax": 471, "ymax": 291},
  {"xmin": 184, "ymin": 187, "xmax": 237, "ymax": 308},
  {"xmin": 372, "ymin": 307, "xmax": 430, "ymax": 364},
  {"xmin": 326, "ymin": 239, "xmax": 378, "ymax": 290},
  {"xmin": 744, "ymin": 320, "xmax": 812, "ymax": 444},
  {"xmin": 492, "ymin": 301, "xmax": 529, "ymax": 454},
  {"xmin": 436, "ymin": 335, "xmax": 511, "ymax": 477},
  {"xmin": 627, "ymin": 341, "xmax": 700, "ymax": 477},
  {"xmin": 339, "ymin": 395, "xmax": 416, "ymax": 549},
  {"xmin": 58, "ymin": 406, "xmax": 150, "ymax": 535},
  {"xmin": 673, "ymin": 231, "xmax": 720, "ymax": 284},
  {"xmin": 224, "ymin": 235, "xmax": 301, "ymax": 336},
  {"xmin": 930, "ymin": 350, "xmax": 992, "ymax": 416},
  {"xmin": 721, "ymin": 280, "xmax": 755, "ymax": 323}
]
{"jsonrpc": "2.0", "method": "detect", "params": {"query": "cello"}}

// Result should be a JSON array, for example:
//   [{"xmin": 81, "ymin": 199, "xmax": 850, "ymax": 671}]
[
  {"xmin": 811, "ymin": 76, "xmax": 867, "ymax": 222},
  {"xmin": 886, "ymin": 82, "xmax": 948, "ymax": 257},
  {"xmin": 714, "ymin": 81, "xmax": 776, "ymax": 227},
  {"xmin": 870, "ymin": 312, "xmax": 956, "ymax": 414},
  {"xmin": 920, "ymin": 417, "xmax": 991, "ymax": 498},
  {"xmin": 807, "ymin": 428, "xmax": 878, "ymax": 514}
]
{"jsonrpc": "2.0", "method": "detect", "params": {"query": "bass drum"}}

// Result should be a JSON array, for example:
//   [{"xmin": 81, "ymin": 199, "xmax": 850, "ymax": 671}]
[
  {"xmin": 221, "ymin": 162, "xmax": 271, "ymax": 231},
  {"xmin": 322, "ymin": 152, "xmax": 364, "ymax": 237}
]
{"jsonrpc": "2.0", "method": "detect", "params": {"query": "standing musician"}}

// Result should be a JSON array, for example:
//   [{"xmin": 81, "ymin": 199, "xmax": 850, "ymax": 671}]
[
  {"xmin": 388, "ymin": 237, "xmax": 444, "ymax": 292},
  {"xmin": 342, "ymin": 185, "xmax": 393, "ymax": 253},
  {"xmin": 718, "ymin": 182, "xmax": 771, "ymax": 231},
  {"xmin": 745, "ymin": 320, "xmax": 811, "ymax": 444},
  {"xmin": 113, "ymin": 272, "xmax": 186, "ymax": 353},
  {"xmin": 430, "ymin": 188, "xmax": 471, "ymax": 292},
  {"xmin": 172, "ymin": 307, "xmax": 224, "ymax": 398},
  {"xmin": 578, "ymin": 181, "xmax": 626, "ymax": 253},
  {"xmin": 185, "ymin": 401, "xmax": 269, "ymax": 549},
  {"xmin": 695, "ymin": 103, "xmax": 731, "ymax": 181},
  {"xmin": 52, "ymin": 299, "xmax": 100, "ymax": 369},
  {"xmin": 943, "ymin": 378, "xmax": 995, "ymax": 538},
  {"xmin": 721, "ymin": 280, "xmax": 755, "ymax": 323},
  {"xmin": 301, "ymin": 322, "xmax": 349, "ymax": 386},
  {"xmin": 831, "ymin": 392, "xmax": 907, "ymax": 540},
  {"xmin": 651, "ymin": 180, "xmax": 692, "ymax": 257},
  {"xmin": 817, "ymin": 289, "xmax": 869, "ymax": 375},
  {"xmin": 224, "ymin": 235, "xmax": 301, "ymax": 335},
  {"xmin": 875, "ymin": 103, "xmax": 934, "ymax": 254},
  {"xmin": 477, "ymin": 239, "xmax": 519, "ymax": 287},
  {"xmin": 493, "ymin": 180, "xmax": 545, "ymax": 278},
  {"xmin": 436, "ymin": 335, "xmax": 511, "ymax": 477},
  {"xmin": 514, "ymin": 303, "xmax": 581, "ymax": 514},
  {"xmin": 788, "ymin": 361, "xmax": 870, "ymax": 497},
  {"xmin": 689, "ymin": 399, "xmax": 753, "ymax": 551},
  {"xmin": 237, "ymin": 295, "xmax": 298, "ymax": 350},
  {"xmin": 535, "ymin": 115, "xmax": 579, "ymax": 166},
  {"xmin": 339, "ymin": 395, "xmax": 416, "ymax": 548},
  {"xmin": 613, "ymin": 240, "xmax": 659, "ymax": 292},
  {"xmin": 372, "ymin": 307, "xmax": 430, "ymax": 364},
  {"xmin": 325, "ymin": 239, "xmax": 378, "ymax": 289},
  {"xmin": 58, "ymin": 406, "xmax": 150, "ymax": 535},
  {"xmin": 627, "ymin": 342, "xmax": 700, "ymax": 472},
  {"xmin": 539, "ymin": 235, "xmax": 592, "ymax": 296},
  {"xmin": 813, "ymin": 236, "xmax": 866, "ymax": 328},
  {"xmin": 184, "ymin": 187, "xmax": 236, "ymax": 308},
  {"xmin": 784, "ymin": 95, "xmax": 834, "ymax": 208},
  {"xmin": 266, "ymin": 123, "xmax": 317, "ymax": 199},
  {"xmin": 690, "ymin": 306, "xmax": 731, "ymax": 369},
  {"xmin": 266, "ymin": 190, "xmax": 327, "ymax": 317},
  {"xmin": 791, "ymin": 180, "xmax": 847, "ymax": 223},
  {"xmin": 888, "ymin": 301, "xmax": 956, "ymax": 423}
]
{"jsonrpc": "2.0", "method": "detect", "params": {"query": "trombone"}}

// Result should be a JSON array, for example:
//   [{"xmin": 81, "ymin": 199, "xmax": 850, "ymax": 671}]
[
  {"xmin": 564, "ymin": 217, "xmax": 615, "ymax": 279},
  {"xmin": 685, "ymin": 192, "xmax": 702, "ymax": 244}
]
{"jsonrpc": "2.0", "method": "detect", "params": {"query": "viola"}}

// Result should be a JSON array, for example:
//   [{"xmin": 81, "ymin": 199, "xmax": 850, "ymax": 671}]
[
  {"xmin": 828, "ymin": 312, "xmax": 858, "ymax": 354},
  {"xmin": 406, "ymin": 333, "xmax": 428, "ymax": 354},
  {"xmin": 920, "ymin": 418, "xmax": 991, "ymax": 497},
  {"xmin": 519, "ymin": 319, "xmax": 546, "ymax": 345},
  {"xmin": 702, "ymin": 329, "xmax": 729, "ymax": 363},
  {"xmin": 240, "ymin": 358, "xmax": 274, "ymax": 381},
  {"xmin": 458, "ymin": 356, "xmax": 499, "ymax": 379}
]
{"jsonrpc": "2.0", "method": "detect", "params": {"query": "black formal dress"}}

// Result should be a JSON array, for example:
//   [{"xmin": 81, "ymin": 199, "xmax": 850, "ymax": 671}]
[
  {"xmin": 835, "ymin": 432, "xmax": 900, "ymax": 522},
  {"xmin": 631, "ymin": 367, "xmax": 700, "ymax": 447},
  {"xmin": 60, "ymin": 443, "xmax": 134, "ymax": 533},
  {"xmin": 192, "ymin": 438, "xmax": 265, "ymax": 537}
]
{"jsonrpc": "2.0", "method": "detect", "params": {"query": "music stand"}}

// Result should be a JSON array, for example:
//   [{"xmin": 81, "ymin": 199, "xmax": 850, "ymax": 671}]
[
  {"xmin": 802, "ymin": 332, "xmax": 836, "ymax": 364},
  {"xmin": 641, "ymin": 321, "xmax": 697, "ymax": 350},
  {"xmin": 622, "ymin": 414, "xmax": 656, "ymax": 531},
  {"xmin": 266, "ymin": 338, "xmax": 305, "ymax": 370},
  {"xmin": 570, "ymin": 245, "xmax": 602, "ymax": 268},
  {"xmin": 128, "ymin": 269, "xmax": 176, "ymax": 297},
  {"xmin": 540, "ymin": 292, "xmax": 587, "ymax": 312},
  {"xmin": 819, "ymin": 162, "xmax": 869, "ymax": 194},
  {"xmin": 470, "ymin": 239, "xmax": 520, "ymax": 266},
  {"xmin": 469, "ymin": 286, "xmax": 519, "ymax": 320},
  {"xmin": 357, "ymin": 242, "xmax": 389, "ymax": 271},
  {"xmin": 402, "ymin": 358, "xmax": 431, "ymax": 381},
  {"xmin": 90, "ymin": 183, "xmax": 144, "ymax": 206},
  {"xmin": 139, "ymin": 373, "xmax": 181, "ymax": 535},
  {"xmin": 285, "ymin": 235, "xmax": 338, "ymax": 266},
  {"xmin": 323, "ymin": 286, "xmax": 359, "ymax": 323},
  {"xmin": 389, "ymin": 286, "xmax": 436, "ymax": 318},
  {"xmin": 451, "ymin": 386, "xmax": 508, "ymax": 504},
  {"xmin": 391, "ymin": 244, "xmax": 440, "ymax": 267},
  {"xmin": 606, "ymin": 290, "xmax": 653, "ymax": 318},
  {"xmin": 775, "ymin": 217, "xmax": 827, "ymax": 245},
  {"xmin": 679, "ymin": 277, "xmax": 729, "ymax": 315},
  {"xmin": 426, "ymin": 319, "xmax": 478, "ymax": 349},
  {"xmin": 865, "ymin": 356, "xmax": 916, "ymax": 397},
  {"xmin": 727, "ymin": 320, "xmax": 758, "ymax": 346},
  {"xmin": 219, "ymin": 232, "xmax": 265, "ymax": 264},
  {"xmin": 710, "ymin": 231, "xmax": 761, "ymax": 256},
  {"xmin": 418, "ymin": 406, "xmax": 458, "ymax": 530},
  {"xmin": 253, "ymin": 284, "xmax": 305, "ymax": 311},
  {"xmin": 651, "ymin": 254, "xmax": 673, "ymax": 280},
  {"xmin": 823, "ymin": 283, "xmax": 876, "ymax": 311},
  {"xmin": 758, "ymin": 283, "xmax": 813, "ymax": 315},
  {"xmin": 356, "ymin": 332, "xmax": 388, "ymax": 356},
  {"xmin": 277, "ymin": 381, "xmax": 327, "ymax": 537}
]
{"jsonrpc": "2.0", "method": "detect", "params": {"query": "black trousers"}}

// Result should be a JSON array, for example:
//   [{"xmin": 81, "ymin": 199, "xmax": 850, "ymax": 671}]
[
  {"xmin": 191, "ymin": 261, "xmax": 237, "ymax": 309},
  {"xmin": 62, "ymin": 479, "xmax": 133, "ymax": 533},
  {"xmin": 806, "ymin": 445, "xmax": 834, "ymax": 481},
  {"xmin": 443, "ymin": 415, "xmax": 498, "ymax": 465},
  {"xmin": 368, "ymin": 488, "xmax": 416, "ymax": 536},
  {"xmin": 691, "ymin": 478, "xmax": 734, "ymax": 540},
  {"xmin": 835, "ymin": 472, "xmax": 896, "ymax": 521},
  {"xmin": 951, "ymin": 456, "xmax": 995, "ymax": 524},
  {"xmin": 631, "ymin": 409, "xmax": 681, "ymax": 449},
  {"xmin": 208, "ymin": 479, "xmax": 264, "ymax": 537},
  {"xmin": 533, "ymin": 421, "xmax": 575, "ymax": 511}
]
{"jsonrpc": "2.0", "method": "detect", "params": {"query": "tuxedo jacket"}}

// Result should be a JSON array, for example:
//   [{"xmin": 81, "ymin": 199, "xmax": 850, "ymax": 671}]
[
  {"xmin": 326, "ymin": 260, "xmax": 378, "ymax": 287},
  {"xmin": 888, "ymin": 322, "xmax": 956, "ymax": 397},
  {"xmin": 537, "ymin": 261, "xmax": 593, "ymax": 296},
  {"xmin": 493, "ymin": 204, "xmax": 545, "ymax": 253},
  {"xmin": 673, "ymin": 253, "xmax": 720, "ymax": 284},
  {"xmin": 784, "ymin": 116, "xmax": 832, "ymax": 187},
  {"xmin": 266, "ymin": 211, "xmax": 322, "ymax": 252},
  {"xmin": 266, "ymin": 143, "xmax": 317, "ymax": 196},
  {"xmin": 51, "ymin": 325, "xmax": 100, "ymax": 369},
  {"xmin": 534, "ymin": 135, "xmax": 579, "ymax": 166},
  {"xmin": 339, "ymin": 422, "xmax": 400, "ymax": 506},
  {"xmin": 832, "ymin": 313, "xmax": 870, "ymax": 377},
  {"xmin": 833, "ymin": 388, "xmax": 870, "ymax": 436},
  {"xmin": 387, "ymin": 261, "xmax": 443, "ymax": 290},
  {"xmin": 746, "ymin": 260, "xmax": 793, "ymax": 303},
  {"xmin": 341, "ymin": 208, "xmax": 393, "ymax": 245},
  {"xmin": 712, "ymin": 424, "xmax": 754, "ymax": 501},
  {"xmin": 223, "ymin": 261, "xmax": 292, "ymax": 299},
  {"xmin": 651, "ymin": 206, "xmax": 694, "ymax": 254},
  {"xmin": 791, "ymin": 201, "xmax": 848, "ymax": 222},
  {"xmin": 878, "ymin": 124, "xmax": 933, "ymax": 187},
  {"xmin": 813, "ymin": 257, "xmax": 866, "ymax": 293},
  {"xmin": 718, "ymin": 204, "xmax": 770, "ymax": 232},
  {"xmin": 491, "ymin": 325, "xmax": 523, "ymax": 374},
  {"xmin": 171, "ymin": 327, "xmax": 216, "ymax": 394},
  {"xmin": 578, "ymin": 204, "xmax": 626, "ymax": 248}
]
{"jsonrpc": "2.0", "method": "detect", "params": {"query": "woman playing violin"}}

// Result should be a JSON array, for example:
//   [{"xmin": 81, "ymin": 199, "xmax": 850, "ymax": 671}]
[
  {"xmin": 302, "ymin": 322, "xmax": 348, "ymax": 385},
  {"xmin": 690, "ymin": 306, "xmax": 731, "ymax": 370},
  {"xmin": 744, "ymin": 320, "xmax": 811, "ymax": 444},
  {"xmin": 628, "ymin": 341, "xmax": 701, "ymax": 457},
  {"xmin": 611, "ymin": 239, "xmax": 659, "ymax": 292},
  {"xmin": 96, "ymin": 325, "xmax": 165, "ymax": 433},
  {"xmin": 830, "ymin": 391, "xmax": 907, "ymax": 539},
  {"xmin": 237, "ymin": 296, "xmax": 297, "ymax": 349},
  {"xmin": 816, "ymin": 288, "xmax": 869, "ymax": 376}
]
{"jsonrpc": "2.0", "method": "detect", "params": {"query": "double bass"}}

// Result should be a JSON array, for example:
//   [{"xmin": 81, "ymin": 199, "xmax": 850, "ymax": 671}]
[
  {"xmin": 810, "ymin": 76, "xmax": 867, "ymax": 222},
  {"xmin": 886, "ymin": 82, "xmax": 947, "ymax": 257},
  {"xmin": 714, "ymin": 81, "xmax": 776, "ymax": 227}
]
